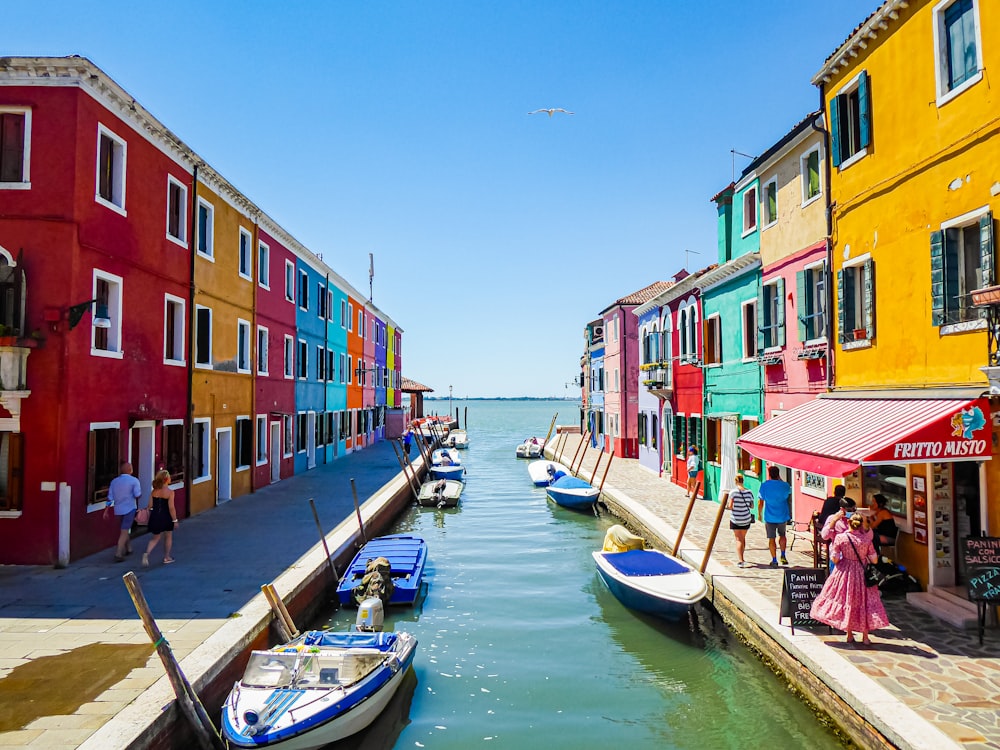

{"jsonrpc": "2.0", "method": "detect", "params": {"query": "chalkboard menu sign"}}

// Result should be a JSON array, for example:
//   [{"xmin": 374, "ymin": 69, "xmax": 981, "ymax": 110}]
[
  {"xmin": 964, "ymin": 537, "xmax": 1000, "ymax": 602},
  {"xmin": 779, "ymin": 568, "xmax": 829, "ymax": 633}
]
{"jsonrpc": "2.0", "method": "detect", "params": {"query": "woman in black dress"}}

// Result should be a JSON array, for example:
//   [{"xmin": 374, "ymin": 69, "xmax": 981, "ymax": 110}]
[{"xmin": 142, "ymin": 470, "xmax": 178, "ymax": 566}]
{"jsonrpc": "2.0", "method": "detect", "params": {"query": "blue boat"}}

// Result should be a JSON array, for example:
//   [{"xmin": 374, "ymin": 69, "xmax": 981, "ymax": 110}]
[
  {"xmin": 336, "ymin": 535, "xmax": 427, "ymax": 606},
  {"xmin": 429, "ymin": 448, "xmax": 465, "ymax": 481},
  {"xmin": 592, "ymin": 548, "xmax": 708, "ymax": 621},
  {"xmin": 545, "ymin": 475, "xmax": 600, "ymax": 510}
]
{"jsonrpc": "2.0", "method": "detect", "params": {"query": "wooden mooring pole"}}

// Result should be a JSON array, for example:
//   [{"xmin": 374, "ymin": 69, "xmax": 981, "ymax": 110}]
[
  {"xmin": 122, "ymin": 572, "xmax": 225, "ymax": 750},
  {"xmin": 672, "ymin": 482, "xmax": 701, "ymax": 556},
  {"xmin": 350, "ymin": 478, "xmax": 367, "ymax": 544},
  {"xmin": 542, "ymin": 413, "xmax": 558, "ymax": 447},
  {"xmin": 596, "ymin": 448, "xmax": 615, "ymax": 493},
  {"xmin": 699, "ymin": 492, "xmax": 730, "ymax": 574},
  {"xmin": 308, "ymin": 498, "xmax": 339, "ymax": 581},
  {"xmin": 568, "ymin": 430, "xmax": 588, "ymax": 474},
  {"xmin": 261, "ymin": 583, "xmax": 299, "ymax": 642},
  {"xmin": 391, "ymin": 440, "xmax": 421, "ymax": 498}
]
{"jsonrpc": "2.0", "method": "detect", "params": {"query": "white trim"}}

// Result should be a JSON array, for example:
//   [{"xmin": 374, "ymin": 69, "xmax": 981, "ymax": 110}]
[
  {"xmin": 831, "ymin": 70, "xmax": 868, "ymax": 172},
  {"xmin": 95, "ymin": 122, "xmax": 127, "ymax": 215},
  {"xmin": 838, "ymin": 148, "xmax": 868, "ymax": 172},
  {"xmin": 940, "ymin": 318, "xmax": 987, "ymax": 336},
  {"xmin": 89, "ymin": 420, "xmax": 121, "ymax": 431},
  {"xmin": 284, "ymin": 260, "xmax": 295, "ymax": 303},
  {"xmin": 236, "ymin": 318, "xmax": 252, "ymax": 374},
  {"xmin": 740, "ymin": 297, "xmax": 757, "ymax": 362},
  {"xmin": 0, "ymin": 106, "xmax": 31, "ymax": 189},
  {"xmin": 256, "ymin": 413, "xmax": 268, "ymax": 466},
  {"xmin": 238, "ymin": 227, "xmax": 253, "ymax": 281},
  {"xmin": 761, "ymin": 174, "xmax": 778, "ymax": 230},
  {"xmin": 165, "ymin": 174, "xmax": 188, "ymax": 247},
  {"xmin": 933, "ymin": 0, "xmax": 984, "ymax": 107},
  {"xmin": 842, "ymin": 252, "xmax": 872, "ymax": 269},
  {"xmin": 257, "ymin": 240, "xmax": 270, "ymax": 290},
  {"xmin": 192, "ymin": 417, "xmax": 212, "ymax": 484},
  {"xmin": 941, "ymin": 204, "xmax": 990, "ymax": 230},
  {"xmin": 196, "ymin": 196, "xmax": 215, "ymax": 260},
  {"xmin": 194, "ymin": 304, "xmax": 213, "ymax": 369},
  {"xmin": 283, "ymin": 334, "xmax": 294, "ymax": 379},
  {"xmin": 298, "ymin": 269, "xmax": 309, "ymax": 312},
  {"xmin": 257, "ymin": 325, "xmax": 269, "ymax": 375},
  {"xmin": 91, "ymin": 268, "xmax": 124, "ymax": 359},
  {"xmin": 298, "ymin": 339, "xmax": 308, "ymax": 380},
  {"xmin": 0, "ymin": 246, "xmax": 14, "ymax": 266},
  {"xmin": 163, "ymin": 293, "xmax": 186, "ymax": 366},
  {"xmin": 799, "ymin": 144, "xmax": 823, "ymax": 208},
  {"xmin": 740, "ymin": 184, "xmax": 758, "ymax": 237},
  {"xmin": 234, "ymin": 415, "xmax": 252, "ymax": 471}
]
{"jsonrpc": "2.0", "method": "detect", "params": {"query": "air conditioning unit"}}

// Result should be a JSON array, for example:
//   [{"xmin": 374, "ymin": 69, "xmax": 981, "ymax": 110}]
[{"xmin": 593, "ymin": 325, "xmax": 604, "ymax": 338}]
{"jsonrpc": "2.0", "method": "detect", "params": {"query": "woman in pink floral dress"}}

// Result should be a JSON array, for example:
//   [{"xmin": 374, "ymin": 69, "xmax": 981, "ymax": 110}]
[{"xmin": 810, "ymin": 514, "xmax": 889, "ymax": 644}]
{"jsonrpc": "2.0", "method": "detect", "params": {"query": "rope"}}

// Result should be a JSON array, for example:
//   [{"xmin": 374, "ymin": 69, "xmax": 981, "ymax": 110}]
[{"xmin": 153, "ymin": 636, "xmax": 169, "ymax": 650}]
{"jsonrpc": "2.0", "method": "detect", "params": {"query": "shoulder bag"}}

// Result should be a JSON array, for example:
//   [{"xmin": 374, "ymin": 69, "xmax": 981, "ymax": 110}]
[{"xmin": 847, "ymin": 536, "xmax": 880, "ymax": 588}]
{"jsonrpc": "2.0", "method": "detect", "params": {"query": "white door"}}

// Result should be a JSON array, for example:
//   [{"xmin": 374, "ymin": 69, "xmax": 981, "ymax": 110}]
[
  {"xmin": 720, "ymin": 417, "xmax": 739, "ymax": 495},
  {"xmin": 216, "ymin": 428, "xmax": 232, "ymax": 504},
  {"xmin": 129, "ymin": 421, "xmax": 155, "ymax": 496},
  {"xmin": 661, "ymin": 410, "xmax": 673, "ymax": 475},
  {"xmin": 307, "ymin": 412, "xmax": 317, "ymax": 469},
  {"xmin": 270, "ymin": 422, "xmax": 281, "ymax": 483}
]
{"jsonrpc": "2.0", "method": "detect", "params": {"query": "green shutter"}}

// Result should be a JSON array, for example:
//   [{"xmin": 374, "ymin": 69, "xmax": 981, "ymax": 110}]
[
  {"xmin": 796, "ymin": 270, "xmax": 808, "ymax": 342},
  {"xmin": 863, "ymin": 259, "xmax": 876, "ymax": 340},
  {"xmin": 756, "ymin": 283, "xmax": 765, "ymax": 354},
  {"xmin": 836, "ymin": 269, "xmax": 846, "ymax": 343},
  {"xmin": 930, "ymin": 230, "xmax": 945, "ymax": 326},
  {"xmin": 776, "ymin": 277, "xmax": 786, "ymax": 347},
  {"xmin": 673, "ymin": 415, "xmax": 683, "ymax": 455},
  {"xmin": 829, "ymin": 95, "xmax": 842, "ymax": 168},
  {"xmin": 981, "ymin": 213, "xmax": 995, "ymax": 321},
  {"xmin": 858, "ymin": 70, "xmax": 871, "ymax": 150},
  {"xmin": 944, "ymin": 228, "xmax": 961, "ymax": 324}
]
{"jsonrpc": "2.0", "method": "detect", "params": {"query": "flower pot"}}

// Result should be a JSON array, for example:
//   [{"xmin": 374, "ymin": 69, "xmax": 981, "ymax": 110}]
[{"xmin": 853, "ymin": 329, "xmax": 866, "ymax": 340}]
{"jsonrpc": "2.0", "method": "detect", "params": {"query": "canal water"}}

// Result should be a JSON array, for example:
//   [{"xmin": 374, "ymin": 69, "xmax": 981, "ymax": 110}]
[{"xmin": 320, "ymin": 399, "xmax": 844, "ymax": 749}]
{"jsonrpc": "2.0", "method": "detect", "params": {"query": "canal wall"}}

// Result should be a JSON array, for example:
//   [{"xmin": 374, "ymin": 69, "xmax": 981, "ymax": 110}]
[{"xmin": 77, "ymin": 458, "xmax": 422, "ymax": 750}]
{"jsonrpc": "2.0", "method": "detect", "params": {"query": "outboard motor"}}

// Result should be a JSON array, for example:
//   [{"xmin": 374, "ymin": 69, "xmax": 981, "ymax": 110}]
[{"xmin": 355, "ymin": 597, "xmax": 385, "ymax": 632}]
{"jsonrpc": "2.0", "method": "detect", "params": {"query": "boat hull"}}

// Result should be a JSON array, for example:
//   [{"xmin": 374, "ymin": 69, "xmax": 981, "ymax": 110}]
[
  {"xmin": 546, "ymin": 476, "xmax": 599, "ymax": 509},
  {"xmin": 592, "ymin": 550, "xmax": 708, "ymax": 621},
  {"xmin": 429, "ymin": 464, "xmax": 465, "ymax": 481},
  {"xmin": 335, "ymin": 535, "xmax": 427, "ymax": 606},
  {"xmin": 416, "ymin": 479, "xmax": 463, "ymax": 507}
]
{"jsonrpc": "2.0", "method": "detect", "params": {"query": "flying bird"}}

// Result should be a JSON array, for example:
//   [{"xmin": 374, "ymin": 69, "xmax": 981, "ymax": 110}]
[{"xmin": 528, "ymin": 108, "xmax": 574, "ymax": 117}]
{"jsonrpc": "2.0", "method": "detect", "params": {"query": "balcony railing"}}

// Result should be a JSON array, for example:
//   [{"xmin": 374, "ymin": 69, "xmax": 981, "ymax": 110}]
[{"xmin": 641, "ymin": 363, "xmax": 672, "ymax": 391}]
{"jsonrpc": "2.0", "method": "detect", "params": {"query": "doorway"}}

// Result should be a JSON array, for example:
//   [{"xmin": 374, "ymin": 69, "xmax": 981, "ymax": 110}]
[
  {"xmin": 953, "ymin": 461, "xmax": 983, "ymax": 583},
  {"xmin": 307, "ymin": 411, "xmax": 317, "ymax": 469},
  {"xmin": 270, "ymin": 422, "xmax": 281, "ymax": 483},
  {"xmin": 720, "ymin": 417, "xmax": 738, "ymax": 494},
  {"xmin": 216, "ymin": 428, "xmax": 232, "ymax": 504},
  {"xmin": 129, "ymin": 421, "xmax": 155, "ymax": 497}
]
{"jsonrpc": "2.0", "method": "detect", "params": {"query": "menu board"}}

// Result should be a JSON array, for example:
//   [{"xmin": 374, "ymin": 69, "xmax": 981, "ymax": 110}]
[
  {"xmin": 931, "ymin": 463, "xmax": 953, "ymax": 569},
  {"xmin": 912, "ymin": 475, "xmax": 928, "ymax": 545},
  {"xmin": 964, "ymin": 537, "xmax": 1000, "ymax": 602},
  {"xmin": 779, "ymin": 568, "xmax": 829, "ymax": 633}
]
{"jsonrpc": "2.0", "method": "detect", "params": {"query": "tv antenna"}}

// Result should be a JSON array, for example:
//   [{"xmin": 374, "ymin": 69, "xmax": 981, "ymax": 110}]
[
  {"xmin": 684, "ymin": 248, "xmax": 700, "ymax": 270},
  {"xmin": 731, "ymin": 149, "xmax": 755, "ymax": 182}
]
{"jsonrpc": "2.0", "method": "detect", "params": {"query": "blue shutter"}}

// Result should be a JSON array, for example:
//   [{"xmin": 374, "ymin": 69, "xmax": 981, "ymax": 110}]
[
  {"xmin": 930, "ymin": 230, "xmax": 945, "ymax": 326},
  {"xmin": 776, "ymin": 276, "xmax": 786, "ymax": 347},
  {"xmin": 829, "ymin": 95, "xmax": 842, "ymax": 168},
  {"xmin": 858, "ymin": 70, "xmax": 872, "ymax": 150}
]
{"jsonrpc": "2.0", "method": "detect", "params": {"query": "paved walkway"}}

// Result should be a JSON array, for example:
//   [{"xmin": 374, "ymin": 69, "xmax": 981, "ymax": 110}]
[{"xmin": 555, "ymin": 436, "xmax": 1000, "ymax": 750}]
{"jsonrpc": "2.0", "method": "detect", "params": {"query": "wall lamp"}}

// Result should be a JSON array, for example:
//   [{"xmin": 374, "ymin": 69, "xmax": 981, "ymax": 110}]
[{"xmin": 45, "ymin": 299, "xmax": 112, "ymax": 331}]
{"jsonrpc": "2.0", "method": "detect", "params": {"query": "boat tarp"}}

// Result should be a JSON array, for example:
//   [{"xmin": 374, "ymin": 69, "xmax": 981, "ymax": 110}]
[
  {"xmin": 550, "ymin": 476, "xmax": 593, "ymax": 490},
  {"xmin": 602, "ymin": 550, "xmax": 689, "ymax": 577},
  {"xmin": 300, "ymin": 631, "xmax": 398, "ymax": 651}
]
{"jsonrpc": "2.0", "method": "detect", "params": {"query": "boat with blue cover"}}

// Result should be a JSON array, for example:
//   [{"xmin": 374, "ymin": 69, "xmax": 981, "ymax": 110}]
[
  {"xmin": 545, "ymin": 475, "xmax": 600, "ymax": 509},
  {"xmin": 429, "ymin": 448, "xmax": 465, "ymax": 481},
  {"xmin": 336, "ymin": 534, "xmax": 427, "ymax": 606}
]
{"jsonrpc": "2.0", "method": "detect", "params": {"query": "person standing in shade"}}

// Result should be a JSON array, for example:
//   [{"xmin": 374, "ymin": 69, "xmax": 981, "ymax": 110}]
[
  {"xmin": 143, "ymin": 469, "xmax": 178, "ymax": 566},
  {"xmin": 758, "ymin": 465, "xmax": 792, "ymax": 567},
  {"xmin": 685, "ymin": 446, "xmax": 701, "ymax": 500},
  {"xmin": 726, "ymin": 474, "xmax": 755, "ymax": 568},
  {"xmin": 403, "ymin": 427, "xmax": 414, "ymax": 460},
  {"xmin": 102, "ymin": 461, "xmax": 143, "ymax": 562},
  {"xmin": 818, "ymin": 485, "xmax": 846, "ymax": 531}
]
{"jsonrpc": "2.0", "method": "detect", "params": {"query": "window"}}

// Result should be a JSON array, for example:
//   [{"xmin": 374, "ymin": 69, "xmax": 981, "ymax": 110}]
[
  {"xmin": 759, "ymin": 279, "xmax": 785, "ymax": 350},
  {"xmin": 742, "ymin": 186, "xmax": 757, "ymax": 235},
  {"xmin": 283, "ymin": 415, "xmax": 294, "ymax": 457},
  {"xmin": 192, "ymin": 419, "xmax": 210, "ymax": 482},
  {"xmin": 235, "ymin": 417, "xmax": 252, "ymax": 470},
  {"xmin": 296, "ymin": 413, "xmax": 307, "ymax": 452},
  {"xmin": 283, "ymin": 335, "xmax": 294, "ymax": 379},
  {"xmin": 705, "ymin": 417, "xmax": 722, "ymax": 465},
  {"xmin": 96, "ymin": 124, "xmax": 126, "ymax": 212},
  {"xmin": 195, "ymin": 305, "xmax": 212, "ymax": 367},
  {"xmin": 238, "ymin": 228, "xmax": 253, "ymax": 280},
  {"xmin": 162, "ymin": 422, "xmax": 185, "ymax": 484},
  {"xmin": 0, "ymin": 108, "xmax": 30, "ymax": 188},
  {"xmin": 317, "ymin": 283, "xmax": 326, "ymax": 319},
  {"xmin": 87, "ymin": 424, "xmax": 119, "ymax": 504},
  {"xmin": 256, "ymin": 415, "xmax": 267, "ymax": 465},
  {"xmin": 328, "ymin": 349, "xmax": 335, "ymax": 382},
  {"xmin": 298, "ymin": 340, "xmax": 308, "ymax": 379},
  {"xmin": 258, "ymin": 241, "xmax": 270, "ymax": 289},
  {"xmin": 703, "ymin": 315, "xmax": 721, "ymax": 365},
  {"xmin": 803, "ymin": 472, "xmax": 825, "ymax": 493},
  {"xmin": 284, "ymin": 261, "xmax": 295, "ymax": 302},
  {"xmin": 340, "ymin": 353, "xmax": 346, "ymax": 384},
  {"xmin": 317, "ymin": 345, "xmax": 326, "ymax": 380},
  {"xmin": 341, "ymin": 299, "xmax": 347, "ymax": 328},
  {"xmin": 741, "ymin": 299, "xmax": 758, "ymax": 359},
  {"xmin": 651, "ymin": 414, "xmax": 658, "ymax": 450},
  {"xmin": 327, "ymin": 291, "xmax": 334, "ymax": 321},
  {"xmin": 298, "ymin": 270, "xmax": 309, "ymax": 310},
  {"xmin": 358, "ymin": 310, "xmax": 364, "ymax": 338},
  {"xmin": 348, "ymin": 303, "xmax": 354, "ymax": 332},
  {"xmin": 797, "ymin": 264, "xmax": 827, "ymax": 342},
  {"xmin": 678, "ymin": 304, "xmax": 698, "ymax": 362},
  {"xmin": 801, "ymin": 147, "xmax": 821, "ymax": 204},
  {"xmin": 257, "ymin": 326, "xmax": 269, "ymax": 374},
  {"xmin": 237, "ymin": 319, "xmax": 251, "ymax": 373},
  {"xmin": 166, "ymin": 176, "xmax": 187, "ymax": 244},
  {"xmin": 934, "ymin": 0, "xmax": 982, "ymax": 103},
  {"xmin": 837, "ymin": 258, "xmax": 875, "ymax": 343},
  {"xmin": 348, "ymin": 355, "xmax": 353, "ymax": 384},
  {"xmin": 92, "ymin": 270, "xmax": 123, "ymax": 357},
  {"xmin": 762, "ymin": 177, "xmax": 777, "ymax": 228},
  {"xmin": 641, "ymin": 325, "xmax": 660, "ymax": 365},
  {"xmin": 830, "ymin": 71, "xmax": 871, "ymax": 169},
  {"xmin": 931, "ymin": 211, "xmax": 993, "ymax": 327},
  {"xmin": 638, "ymin": 412, "xmax": 647, "ymax": 446},
  {"xmin": 196, "ymin": 198, "xmax": 214, "ymax": 259},
  {"xmin": 164, "ymin": 294, "xmax": 185, "ymax": 365},
  {"xmin": 738, "ymin": 419, "xmax": 761, "ymax": 475}
]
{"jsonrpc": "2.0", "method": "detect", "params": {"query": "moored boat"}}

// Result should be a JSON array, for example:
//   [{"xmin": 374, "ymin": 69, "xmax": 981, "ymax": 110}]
[
  {"xmin": 545, "ymin": 475, "xmax": 600, "ymax": 509},
  {"xmin": 449, "ymin": 429, "xmax": 469, "ymax": 449},
  {"xmin": 515, "ymin": 437, "xmax": 543, "ymax": 458},
  {"xmin": 527, "ymin": 460, "xmax": 569, "ymax": 487},
  {"xmin": 429, "ymin": 448, "xmax": 465, "ymax": 480},
  {"xmin": 416, "ymin": 478, "xmax": 463, "ymax": 507},
  {"xmin": 336, "ymin": 535, "xmax": 428, "ymax": 606}
]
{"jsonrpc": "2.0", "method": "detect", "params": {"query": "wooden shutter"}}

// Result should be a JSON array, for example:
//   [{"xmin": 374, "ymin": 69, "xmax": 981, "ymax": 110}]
[
  {"xmin": 98, "ymin": 134, "xmax": 113, "ymax": 201},
  {"xmin": 981, "ymin": 210, "xmax": 995, "ymax": 286},
  {"xmin": 776, "ymin": 276, "xmax": 786, "ymax": 347},
  {"xmin": 863, "ymin": 259, "xmax": 876, "ymax": 340},
  {"xmin": 836, "ymin": 269, "xmax": 846, "ymax": 343},
  {"xmin": 86, "ymin": 430, "xmax": 97, "ymax": 503},
  {"xmin": 756, "ymin": 283, "xmax": 765, "ymax": 354},
  {"xmin": 796, "ymin": 270, "xmax": 808, "ymax": 342},
  {"xmin": 858, "ymin": 70, "xmax": 872, "ymax": 150},
  {"xmin": 930, "ymin": 230, "xmax": 945, "ymax": 326},
  {"xmin": 829, "ymin": 95, "xmax": 842, "ymax": 168},
  {"xmin": 0, "ymin": 113, "xmax": 25, "ymax": 183}
]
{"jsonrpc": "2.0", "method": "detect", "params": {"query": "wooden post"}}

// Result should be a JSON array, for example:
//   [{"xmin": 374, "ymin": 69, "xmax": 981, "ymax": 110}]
[
  {"xmin": 573, "ymin": 435, "xmax": 590, "ymax": 474},
  {"xmin": 672, "ymin": 483, "xmax": 700, "ymax": 556},
  {"xmin": 350, "ymin": 478, "xmax": 367, "ymax": 543},
  {"xmin": 391, "ymin": 440, "xmax": 420, "ymax": 498},
  {"xmin": 699, "ymin": 493, "xmax": 730, "ymax": 574},
  {"xmin": 464, "ymin": 406, "xmax": 468, "ymax": 430},
  {"xmin": 596, "ymin": 448, "xmax": 615, "ymax": 492},
  {"xmin": 455, "ymin": 407, "xmax": 459, "ymax": 427},
  {"xmin": 568, "ymin": 430, "xmax": 588, "ymax": 475},
  {"xmin": 542, "ymin": 413, "xmax": 558, "ymax": 447},
  {"xmin": 556, "ymin": 431, "xmax": 569, "ymax": 463},
  {"xmin": 589, "ymin": 450, "xmax": 603, "ymax": 485},
  {"xmin": 261, "ymin": 583, "xmax": 299, "ymax": 641},
  {"xmin": 308, "ymin": 498, "xmax": 339, "ymax": 581},
  {"xmin": 123, "ymin": 572, "xmax": 225, "ymax": 750}
]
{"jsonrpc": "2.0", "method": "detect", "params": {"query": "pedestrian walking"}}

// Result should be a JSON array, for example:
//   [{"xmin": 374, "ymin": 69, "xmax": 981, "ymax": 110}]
[
  {"xmin": 757, "ymin": 465, "xmax": 792, "ymax": 567},
  {"xmin": 142, "ymin": 469, "xmax": 178, "ymax": 566},
  {"xmin": 403, "ymin": 426, "xmax": 414, "ymax": 459},
  {"xmin": 810, "ymin": 514, "xmax": 890, "ymax": 645},
  {"xmin": 102, "ymin": 461, "xmax": 143, "ymax": 562},
  {"xmin": 685, "ymin": 446, "xmax": 701, "ymax": 500},
  {"xmin": 726, "ymin": 473, "xmax": 755, "ymax": 568}
]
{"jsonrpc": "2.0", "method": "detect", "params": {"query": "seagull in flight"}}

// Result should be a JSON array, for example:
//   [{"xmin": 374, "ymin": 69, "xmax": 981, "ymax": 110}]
[{"xmin": 528, "ymin": 108, "xmax": 574, "ymax": 117}]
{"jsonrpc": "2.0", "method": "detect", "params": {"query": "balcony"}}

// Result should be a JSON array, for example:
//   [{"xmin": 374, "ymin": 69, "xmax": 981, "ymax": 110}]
[
  {"xmin": 641, "ymin": 363, "xmax": 672, "ymax": 396},
  {"xmin": 0, "ymin": 335, "xmax": 39, "ymax": 430}
]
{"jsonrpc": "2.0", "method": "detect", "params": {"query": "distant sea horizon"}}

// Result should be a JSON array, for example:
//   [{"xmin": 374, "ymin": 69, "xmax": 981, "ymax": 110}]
[{"xmin": 422, "ymin": 396, "xmax": 579, "ymax": 401}]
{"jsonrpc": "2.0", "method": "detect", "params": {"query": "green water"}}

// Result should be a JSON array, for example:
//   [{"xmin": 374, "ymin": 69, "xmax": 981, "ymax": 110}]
[{"xmin": 323, "ymin": 400, "xmax": 844, "ymax": 749}]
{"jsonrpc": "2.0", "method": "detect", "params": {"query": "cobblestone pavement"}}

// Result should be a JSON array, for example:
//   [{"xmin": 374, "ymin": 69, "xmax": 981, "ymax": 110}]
[{"xmin": 558, "ymin": 437, "xmax": 1000, "ymax": 750}]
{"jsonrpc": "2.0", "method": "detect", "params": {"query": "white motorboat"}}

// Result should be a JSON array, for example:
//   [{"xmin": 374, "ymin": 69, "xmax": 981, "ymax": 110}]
[
  {"xmin": 416, "ymin": 478, "xmax": 463, "ymax": 507},
  {"xmin": 527, "ymin": 460, "xmax": 570, "ymax": 487}
]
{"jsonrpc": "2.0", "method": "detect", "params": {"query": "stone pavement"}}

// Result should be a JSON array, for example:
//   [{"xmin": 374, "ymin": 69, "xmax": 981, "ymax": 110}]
[
  {"xmin": 555, "ymin": 436, "xmax": 1000, "ymax": 750},
  {"xmin": 0, "ymin": 442, "xmax": 408, "ymax": 749}
]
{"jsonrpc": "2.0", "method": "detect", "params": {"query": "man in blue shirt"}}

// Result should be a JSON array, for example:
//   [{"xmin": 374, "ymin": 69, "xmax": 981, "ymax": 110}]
[
  {"xmin": 102, "ymin": 462, "xmax": 142, "ymax": 562},
  {"xmin": 757, "ymin": 465, "xmax": 792, "ymax": 567}
]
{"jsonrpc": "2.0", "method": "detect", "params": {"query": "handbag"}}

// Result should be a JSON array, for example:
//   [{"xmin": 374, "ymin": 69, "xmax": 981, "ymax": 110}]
[
  {"xmin": 848, "ymin": 536, "xmax": 880, "ymax": 588},
  {"xmin": 135, "ymin": 504, "xmax": 151, "ymax": 526}
]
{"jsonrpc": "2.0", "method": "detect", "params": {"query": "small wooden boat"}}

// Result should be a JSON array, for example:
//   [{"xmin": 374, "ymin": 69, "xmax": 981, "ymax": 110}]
[
  {"xmin": 592, "ymin": 526, "xmax": 708, "ymax": 621},
  {"xmin": 527, "ymin": 460, "xmax": 568, "ymax": 487},
  {"xmin": 336, "ymin": 535, "xmax": 428, "ymax": 606},
  {"xmin": 545, "ymin": 475, "xmax": 599, "ymax": 509},
  {"xmin": 515, "ymin": 437, "xmax": 543, "ymax": 459},
  {"xmin": 416, "ymin": 478, "xmax": 463, "ymax": 507},
  {"xmin": 222, "ymin": 601, "xmax": 417, "ymax": 749}
]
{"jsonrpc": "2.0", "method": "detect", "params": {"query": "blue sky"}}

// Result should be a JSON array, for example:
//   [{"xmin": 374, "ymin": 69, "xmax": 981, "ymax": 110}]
[{"xmin": 9, "ymin": 1, "xmax": 878, "ymax": 398}]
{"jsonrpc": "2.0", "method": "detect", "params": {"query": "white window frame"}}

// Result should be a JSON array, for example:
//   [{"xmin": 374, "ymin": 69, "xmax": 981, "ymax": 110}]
[
  {"xmin": 161, "ymin": 418, "xmax": 186, "ymax": 490},
  {"xmin": 340, "ymin": 299, "xmax": 347, "ymax": 328},
  {"xmin": 192, "ymin": 417, "xmax": 212, "ymax": 484},
  {"xmin": 298, "ymin": 339, "xmax": 308, "ymax": 380},
  {"xmin": 348, "ymin": 355, "xmax": 353, "ymax": 384},
  {"xmin": 237, "ymin": 318, "xmax": 251, "ymax": 374},
  {"xmin": 283, "ymin": 415, "xmax": 294, "ymax": 458},
  {"xmin": 358, "ymin": 310, "xmax": 365, "ymax": 338},
  {"xmin": 802, "ymin": 260, "xmax": 828, "ymax": 345},
  {"xmin": 0, "ymin": 106, "xmax": 31, "ymax": 190},
  {"xmin": 800, "ymin": 145, "xmax": 823, "ymax": 207},
  {"xmin": 298, "ymin": 269, "xmax": 309, "ymax": 311},
  {"xmin": 703, "ymin": 313, "xmax": 722, "ymax": 367},
  {"xmin": 340, "ymin": 353, "xmax": 346, "ymax": 384},
  {"xmin": 833, "ymin": 71, "xmax": 869, "ymax": 171},
  {"xmin": 235, "ymin": 415, "xmax": 252, "ymax": 471},
  {"xmin": 238, "ymin": 227, "xmax": 253, "ymax": 281},
  {"xmin": 284, "ymin": 260, "xmax": 295, "ymax": 302},
  {"xmin": 933, "ymin": 0, "xmax": 984, "ymax": 107},
  {"xmin": 317, "ymin": 344, "xmax": 326, "ymax": 380},
  {"xmin": 741, "ymin": 298, "xmax": 758, "ymax": 361},
  {"xmin": 761, "ymin": 176, "xmax": 778, "ymax": 229},
  {"xmin": 95, "ymin": 123, "xmax": 127, "ymax": 215},
  {"xmin": 256, "ymin": 414, "xmax": 268, "ymax": 466},
  {"xmin": 741, "ymin": 185, "xmax": 757, "ymax": 236},
  {"xmin": 257, "ymin": 325, "xmax": 269, "ymax": 375},
  {"xmin": 317, "ymin": 282, "xmax": 326, "ymax": 320},
  {"xmin": 166, "ymin": 175, "xmax": 187, "ymax": 246},
  {"xmin": 195, "ymin": 304, "xmax": 213, "ymax": 369},
  {"xmin": 283, "ymin": 334, "xmax": 294, "ymax": 379},
  {"xmin": 196, "ymin": 197, "xmax": 215, "ymax": 260},
  {"xmin": 91, "ymin": 269, "xmax": 124, "ymax": 359},
  {"xmin": 258, "ymin": 240, "xmax": 270, "ymax": 289},
  {"xmin": 938, "ymin": 205, "xmax": 991, "ymax": 334},
  {"xmin": 163, "ymin": 293, "xmax": 186, "ymax": 366},
  {"xmin": 842, "ymin": 252, "xmax": 873, "ymax": 348},
  {"xmin": 762, "ymin": 280, "xmax": 782, "ymax": 352},
  {"xmin": 348, "ymin": 303, "xmax": 354, "ymax": 332}
]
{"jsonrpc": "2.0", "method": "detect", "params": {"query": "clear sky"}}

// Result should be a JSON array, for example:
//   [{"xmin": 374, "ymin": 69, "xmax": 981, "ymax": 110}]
[{"xmin": 9, "ymin": 1, "xmax": 879, "ymax": 398}]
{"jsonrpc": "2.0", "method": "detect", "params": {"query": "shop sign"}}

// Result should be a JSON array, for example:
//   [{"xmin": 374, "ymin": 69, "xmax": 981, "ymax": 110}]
[{"xmin": 870, "ymin": 400, "xmax": 991, "ymax": 463}]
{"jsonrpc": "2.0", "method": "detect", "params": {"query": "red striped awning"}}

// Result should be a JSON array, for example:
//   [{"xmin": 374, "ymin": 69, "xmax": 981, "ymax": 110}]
[{"xmin": 736, "ymin": 397, "xmax": 991, "ymax": 477}]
